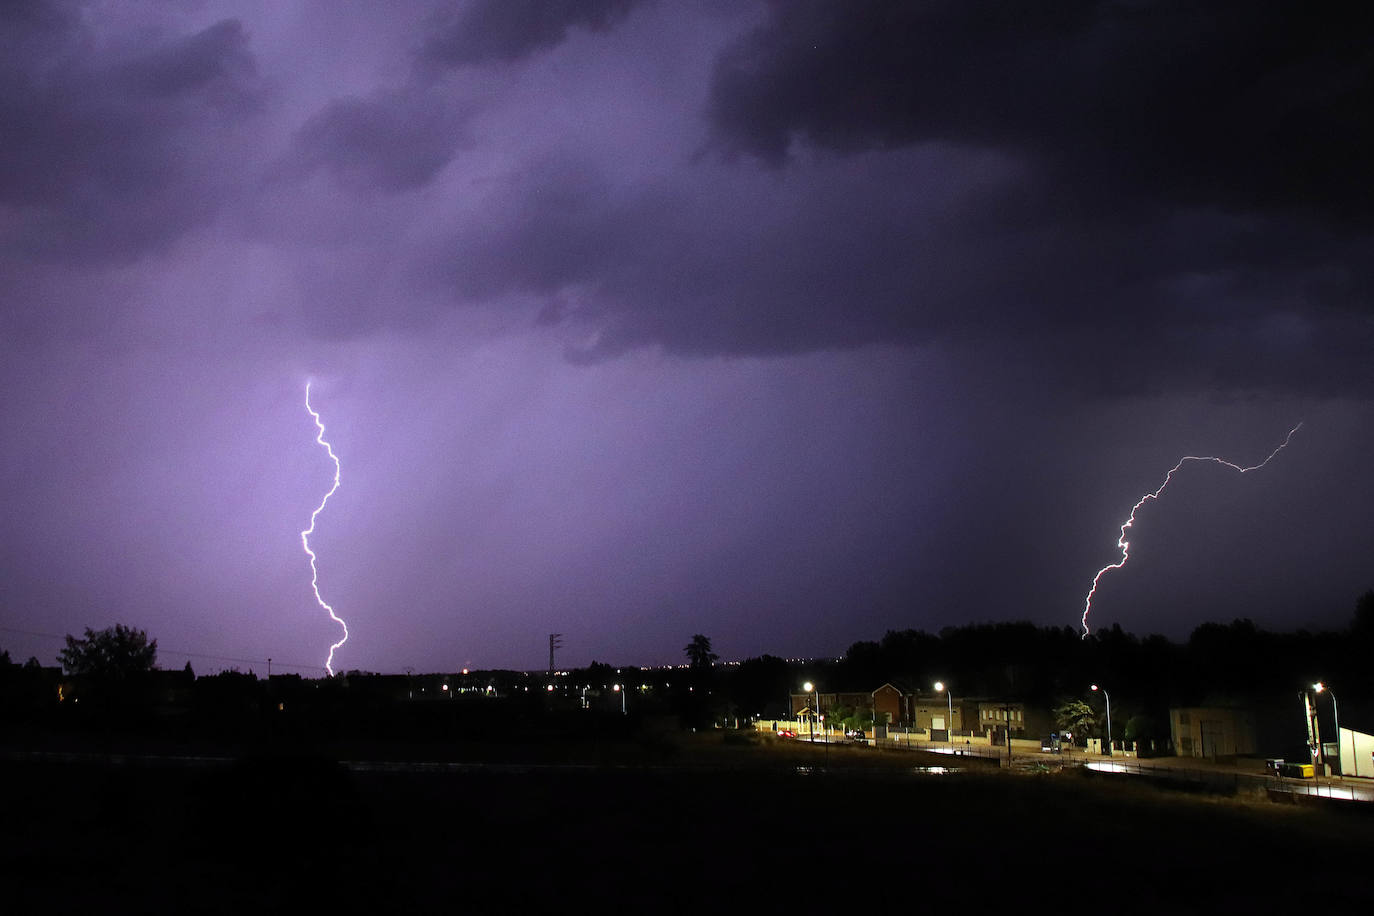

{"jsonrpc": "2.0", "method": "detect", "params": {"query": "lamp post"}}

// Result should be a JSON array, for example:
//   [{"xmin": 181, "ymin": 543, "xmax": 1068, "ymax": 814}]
[
  {"xmin": 1314, "ymin": 682, "xmax": 1340, "ymax": 772},
  {"xmin": 613, "ymin": 683, "xmax": 626, "ymax": 714},
  {"xmin": 1091, "ymin": 685, "xmax": 1111, "ymax": 756},
  {"xmin": 934, "ymin": 681, "xmax": 953, "ymax": 753},
  {"xmin": 804, "ymin": 681, "xmax": 818, "ymax": 743}
]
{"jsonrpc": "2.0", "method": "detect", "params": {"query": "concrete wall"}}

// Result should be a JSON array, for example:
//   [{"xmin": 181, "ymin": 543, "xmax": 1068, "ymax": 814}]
[
  {"xmin": 1170, "ymin": 706, "xmax": 1256, "ymax": 758},
  {"xmin": 1339, "ymin": 727, "xmax": 1374, "ymax": 778}
]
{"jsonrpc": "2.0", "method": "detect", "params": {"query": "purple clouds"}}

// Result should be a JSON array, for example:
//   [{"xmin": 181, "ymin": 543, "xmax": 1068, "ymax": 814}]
[{"xmin": 1, "ymin": 1, "xmax": 1371, "ymax": 674}]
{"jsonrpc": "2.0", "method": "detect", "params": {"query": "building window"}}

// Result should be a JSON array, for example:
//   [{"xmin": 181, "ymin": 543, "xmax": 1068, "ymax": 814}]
[{"xmin": 1179, "ymin": 711, "xmax": 1191, "ymax": 726}]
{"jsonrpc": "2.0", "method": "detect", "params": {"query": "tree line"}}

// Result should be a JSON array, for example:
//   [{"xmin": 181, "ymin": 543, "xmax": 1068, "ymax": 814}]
[{"xmin": 4, "ymin": 591, "xmax": 1370, "ymax": 748}]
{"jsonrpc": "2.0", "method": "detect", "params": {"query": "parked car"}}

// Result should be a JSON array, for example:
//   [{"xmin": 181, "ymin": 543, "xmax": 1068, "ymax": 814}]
[
  {"xmin": 778, "ymin": 728, "xmax": 797, "ymax": 738},
  {"xmin": 1041, "ymin": 733, "xmax": 1062, "ymax": 753},
  {"xmin": 846, "ymin": 729, "xmax": 868, "ymax": 743}
]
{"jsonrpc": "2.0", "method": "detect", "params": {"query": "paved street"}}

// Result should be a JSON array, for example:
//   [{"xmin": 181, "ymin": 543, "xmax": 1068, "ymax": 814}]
[{"xmin": 862, "ymin": 733, "xmax": 1374, "ymax": 803}]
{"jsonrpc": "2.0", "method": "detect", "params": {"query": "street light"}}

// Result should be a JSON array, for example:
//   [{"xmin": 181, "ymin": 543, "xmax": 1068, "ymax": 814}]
[
  {"xmin": 613, "ymin": 683, "xmax": 626, "ymax": 715},
  {"xmin": 1314, "ymin": 682, "xmax": 1340, "ymax": 771},
  {"xmin": 1091, "ymin": 685, "xmax": 1111, "ymax": 756},
  {"xmin": 934, "ymin": 681, "xmax": 953, "ymax": 753},
  {"xmin": 804, "ymin": 681, "xmax": 818, "ymax": 743}
]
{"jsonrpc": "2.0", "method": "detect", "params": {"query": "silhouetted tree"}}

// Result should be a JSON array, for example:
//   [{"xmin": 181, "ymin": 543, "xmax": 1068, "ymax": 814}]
[
  {"xmin": 1353, "ymin": 590, "xmax": 1374, "ymax": 639},
  {"xmin": 839, "ymin": 640, "xmax": 882, "ymax": 687},
  {"xmin": 59, "ymin": 624, "xmax": 157, "ymax": 678},
  {"xmin": 581, "ymin": 660, "xmax": 615, "ymax": 687},
  {"xmin": 727, "ymin": 654, "xmax": 790, "ymax": 718},
  {"xmin": 677, "ymin": 635, "xmax": 721, "ymax": 727},
  {"xmin": 1125, "ymin": 714, "xmax": 1163, "ymax": 755},
  {"xmin": 684, "ymin": 634, "xmax": 718, "ymax": 669}
]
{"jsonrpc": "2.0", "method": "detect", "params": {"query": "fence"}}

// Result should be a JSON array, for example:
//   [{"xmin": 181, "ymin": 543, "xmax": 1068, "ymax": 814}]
[
  {"xmin": 754, "ymin": 721, "xmax": 1374, "ymax": 801},
  {"xmin": 1082, "ymin": 757, "xmax": 1374, "ymax": 803},
  {"xmin": 1081, "ymin": 757, "xmax": 1248, "ymax": 792},
  {"xmin": 1270, "ymin": 778, "xmax": 1371, "ymax": 802}
]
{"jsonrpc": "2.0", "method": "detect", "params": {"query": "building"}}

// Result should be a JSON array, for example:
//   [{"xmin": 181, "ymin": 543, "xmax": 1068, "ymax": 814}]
[
  {"xmin": 787, "ymin": 683, "xmax": 1051, "ymax": 743},
  {"xmin": 1170, "ymin": 706, "xmax": 1256, "ymax": 759},
  {"xmin": 873, "ymin": 682, "xmax": 912, "ymax": 725},
  {"xmin": 1338, "ymin": 727, "xmax": 1374, "ymax": 778},
  {"xmin": 910, "ymin": 695, "xmax": 972, "ymax": 737},
  {"xmin": 975, "ymin": 700, "xmax": 1053, "ymax": 743},
  {"xmin": 789, "ymin": 691, "xmax": 873, "ymax": 720}
]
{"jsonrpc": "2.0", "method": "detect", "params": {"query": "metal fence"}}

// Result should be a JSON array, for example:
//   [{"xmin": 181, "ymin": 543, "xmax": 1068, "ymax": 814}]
[{"xmin": 1081, "ymin": 756, "xmax": 1374, "ymax": 802}]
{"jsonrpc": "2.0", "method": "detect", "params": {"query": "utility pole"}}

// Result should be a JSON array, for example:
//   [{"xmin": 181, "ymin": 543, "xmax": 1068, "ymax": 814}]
[
  {"xmin": 1303, "ymin": 689, "xmax": 1323, "ymax": 770},
  {"xmin": 548, "ymin": 634, "xmax": 563, "ymax": 679},
  {"xmin": 1001, "ymin": 704, "xmax": 1015, "ymax": 768},
  {"xmin": 1314, "ymin": 683, "xmax": 1341, "ymax": 774}
]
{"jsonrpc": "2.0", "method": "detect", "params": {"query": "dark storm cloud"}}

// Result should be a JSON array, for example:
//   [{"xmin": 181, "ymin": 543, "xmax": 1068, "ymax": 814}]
[
  {"xmin": 707, "ymin": 0, "xmax": 1374, "ymax": 223},
  {"xmin": 0, "ymin": 11, "xmax": 265, "ymax": 263},
  {"xmin": 421, "ymin": 0, "xmax": 650, "ymax": 66},
  {"xmin": 433, "ymin": 0, "xmax": 1368, "ymax": 390},
  {"xmin": 286, "ymin": 91, "xmax": 469, "ymax": 192},
  {"xmin": 700, "ymin": 0, "xmax": 1374, "ymax": 357},
  {"xmin": 441, "ymin": 146, "xmax": 1372, "ymax": 393},
  {"xmin": 439, "ymin": 151, "xmax": 968, "ymax": 360},
  {"xmin": 0, "ymin": 0, "xmax": 73, "ymax": 36},
  {"xmin": 117, "ymin": 20, "xmax": 261, "ymax": 108}
]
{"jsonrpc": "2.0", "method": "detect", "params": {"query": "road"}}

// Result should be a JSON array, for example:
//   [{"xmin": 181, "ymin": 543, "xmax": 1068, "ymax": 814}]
[{"xmin": 867, "ymin": 735, "xmax": 1374, "ymax": 803}]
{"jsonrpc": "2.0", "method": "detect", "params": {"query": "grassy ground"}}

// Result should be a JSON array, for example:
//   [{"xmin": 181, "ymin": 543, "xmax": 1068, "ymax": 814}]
[{"xmin": 4, "ymin": 731, "xmax": 1371, "ymax": 911}]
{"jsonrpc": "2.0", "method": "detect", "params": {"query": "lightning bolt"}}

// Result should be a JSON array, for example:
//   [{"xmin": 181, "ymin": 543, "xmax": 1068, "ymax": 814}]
[
  {"xmin": 302, "ymin": 380, "xmax": 349, "ymax": 675},
  {"xmin": 1080, "ymin": 423, "xmax": 1302, "ymax": 638}
]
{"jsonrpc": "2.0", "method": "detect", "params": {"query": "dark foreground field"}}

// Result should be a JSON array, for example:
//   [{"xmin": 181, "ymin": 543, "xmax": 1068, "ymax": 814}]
[{"xmin": 4, "ymin": 734, "xmax": 1372, "ymax": 912}]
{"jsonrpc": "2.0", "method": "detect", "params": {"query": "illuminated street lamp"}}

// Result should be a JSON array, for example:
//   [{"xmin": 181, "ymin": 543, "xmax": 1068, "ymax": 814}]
[
  {"xmin": 934, "ymin": 681, "xmax": 953, "ymax": 752},
  {"xmin": 804, "ymin": 681, "xmax": 818, "ymax": 743},
  {"xmin": 1314, "ymin": 682, "xmax": 1340, "ymax": 771},
  {"xmin": 613, "ymin": 683, "xmax": 626, "ymax": 714},
  {"xmin": 1091, "ymin": 685, "xmax": 1111, "ymax": 756}
]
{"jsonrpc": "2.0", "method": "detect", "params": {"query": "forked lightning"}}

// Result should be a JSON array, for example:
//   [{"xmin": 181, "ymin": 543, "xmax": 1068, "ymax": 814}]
[
  {"xmin": 302, "ymin": 381, "xmax": 349, "ymax": 673},
  {"xmin": 1080, "ymin": 424, "xmax": 1302, "ymax": 637}
]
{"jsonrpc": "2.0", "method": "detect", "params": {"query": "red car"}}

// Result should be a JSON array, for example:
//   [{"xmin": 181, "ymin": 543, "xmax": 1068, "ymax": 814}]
[{"xmin": 777, "ymin": 728, "xmax": 798, "ymax": 738}]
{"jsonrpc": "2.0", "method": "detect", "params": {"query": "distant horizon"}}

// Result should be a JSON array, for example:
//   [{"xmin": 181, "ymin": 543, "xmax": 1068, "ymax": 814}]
[{"xmin": 8, "ymin": 597, "xmax": 1367, "ymax": 679}]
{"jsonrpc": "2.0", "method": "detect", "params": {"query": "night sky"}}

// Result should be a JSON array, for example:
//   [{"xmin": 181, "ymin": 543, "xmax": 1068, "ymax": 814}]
[{"xmin": 2, "ymin": 1, "xmax": 1371, "ymax": 675}]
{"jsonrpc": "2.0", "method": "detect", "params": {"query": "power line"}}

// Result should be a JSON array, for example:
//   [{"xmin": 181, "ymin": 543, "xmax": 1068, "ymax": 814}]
[
  {"xmin": 0, "ymin": 625, "xmax": 325, "ymax": 673},
  {"xmin": 0, "ymin": 625, "xmax": 66, "ymax": 642},
  {"xmin": 0, "ymin": 625, "xmax": 547, "ymax": 678}
]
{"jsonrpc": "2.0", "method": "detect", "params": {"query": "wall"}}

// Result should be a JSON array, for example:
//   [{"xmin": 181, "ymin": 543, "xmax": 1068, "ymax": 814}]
[
  {"xmin": 1339, "ymin": 727, "xmax": 1374, "ymax": 778},
  {"xmin": 1170, "ymin": 706, "xmax": 1256, "ymax": 758}
]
